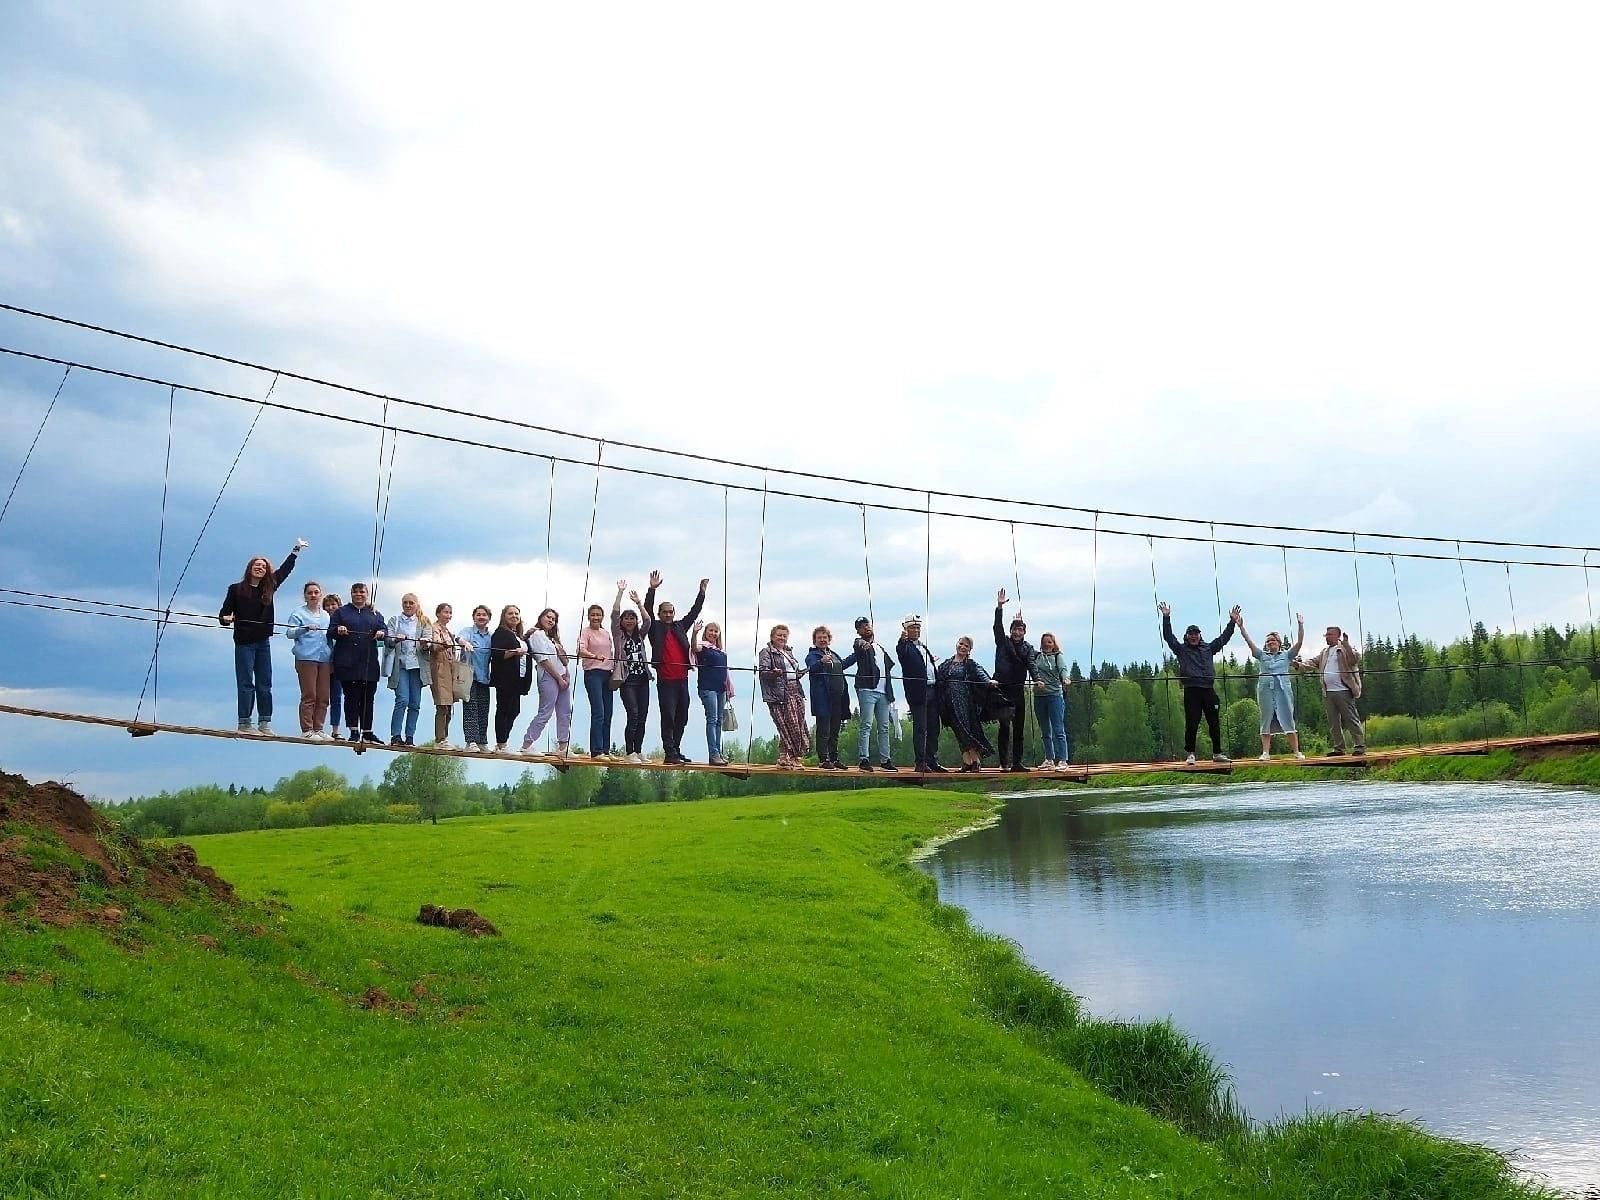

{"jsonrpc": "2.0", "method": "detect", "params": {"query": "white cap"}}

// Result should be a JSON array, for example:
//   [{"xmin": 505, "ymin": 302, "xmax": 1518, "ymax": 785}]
[{"xmin": 901, "ymin": 612, "xmax": 923, "ymax": 628}]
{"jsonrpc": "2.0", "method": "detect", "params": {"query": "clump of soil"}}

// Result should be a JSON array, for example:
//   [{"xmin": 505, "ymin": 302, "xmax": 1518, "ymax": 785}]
[
  {"xmin": 358, "ymin": 985, "xmax": 418, "ymax": 1017},
  {"xmin": 416, "ymin": 904, "xmax": 499, "ymax": 937},
  {"xmin": 0, "ymin": 772, "xmax": 234, "ymax": 927}
]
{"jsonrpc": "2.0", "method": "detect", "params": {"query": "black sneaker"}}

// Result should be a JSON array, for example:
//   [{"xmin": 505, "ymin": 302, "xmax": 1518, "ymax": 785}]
[
  {"xmin": 879, "ymin": 761, "xmax": 897, "ymax": 773},
  {"xmin": 960, "ymin": 763, "xmax": 981, "ymax": 773},
  {"xmin": 1328, "ymin": 748, "xmax": 1345, "ymax": 756},
  {"xmin": 927, "ymin": 762, "xmax": 949, "ymax": 773},
  {"xmin": 858, "ymin": 759, "xmax": 873, "ymax": 772},
  {"xmin": 390, "ymin": 736, "xmax": 404, "ymax": 746},
  {"xmin": 403, "ymin": 738, "xmax": 415, "ymax": 748}
]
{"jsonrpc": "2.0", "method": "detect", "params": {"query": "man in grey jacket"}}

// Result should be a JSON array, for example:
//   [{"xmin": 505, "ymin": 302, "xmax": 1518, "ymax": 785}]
[{"xmin": 1295, "ymin": 626, "xmax": 1365, "ymax": 755}]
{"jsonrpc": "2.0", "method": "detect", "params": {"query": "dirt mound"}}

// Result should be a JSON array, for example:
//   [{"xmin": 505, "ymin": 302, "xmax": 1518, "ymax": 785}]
[
  {"xmin": 0, "ymin": 771, "xmax": 234, "ymax": 926},
  {"xmin": 416, "ymin": 904, "xmax": 499, "ymax": 937}
]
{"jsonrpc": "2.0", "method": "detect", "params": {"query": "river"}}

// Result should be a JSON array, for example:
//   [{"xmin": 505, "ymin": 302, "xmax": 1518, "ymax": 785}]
[{"xmin": 920, "ymin": 781, "xmax": 1600, "ymax": 1192}]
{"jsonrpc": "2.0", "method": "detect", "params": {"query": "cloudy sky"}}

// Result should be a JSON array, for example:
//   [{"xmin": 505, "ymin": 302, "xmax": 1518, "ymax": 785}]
[{"xmin": 3, "ymin": 2, "xmax": 1599, "ymax": 798}]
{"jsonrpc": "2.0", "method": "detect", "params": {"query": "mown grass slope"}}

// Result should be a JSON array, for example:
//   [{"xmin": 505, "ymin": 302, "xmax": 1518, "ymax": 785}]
[{"xmin": 1, "ymin": 787, "xmax": 1549, "ymax": 1199}]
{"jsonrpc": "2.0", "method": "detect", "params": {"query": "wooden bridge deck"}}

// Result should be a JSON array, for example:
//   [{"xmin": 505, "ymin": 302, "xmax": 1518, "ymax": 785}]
[{"xmin": 4, "ymin": 702, "xmax": 1597, "ymax": 784}]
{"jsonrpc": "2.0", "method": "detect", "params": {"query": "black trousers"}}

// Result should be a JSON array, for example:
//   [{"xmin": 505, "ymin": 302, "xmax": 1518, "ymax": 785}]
[
  {"xmin": 494, "ymin": 684, "xmax": 523, "ymax": 746},
  {"xmin": 342, "ymin": 679, "xmax": 378, "ymax": 734},
  {"xmin": 910, "ymin": 693, "xmax": 941, "ymax": 767},
  {"xmin": 657, "ymin": 679, "xmax": 690, "ymax": 756},
  {"xmin": 1183, "ymin": 686, "xmax": 1222, "ymax": 755},
  {"xmin": 621, "ymin": 680, "xmax": 651, "ymax": 753},
  {"xmin": 997, "ymin": 682, "xmax": 1027, "ymax": 766},
  {"xmin": 817, "ymin": 714, "xmax": 843, "ymax": 763}
]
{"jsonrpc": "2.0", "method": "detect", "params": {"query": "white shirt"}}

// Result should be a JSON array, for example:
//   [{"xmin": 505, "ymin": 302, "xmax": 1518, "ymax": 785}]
[
  {"xmin": 527, "ymin": 630, "xmax": 561, "ymax": 670},
  {"xmin": 915, "ymin": 640, "xmax": 936, "ymax": 685},
  {"xmin": 1323, "ymin": 647, "xmax": 1347, "ymax": 692}
]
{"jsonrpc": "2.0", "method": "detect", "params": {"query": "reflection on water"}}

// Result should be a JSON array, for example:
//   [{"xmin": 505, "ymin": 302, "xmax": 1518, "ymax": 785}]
[{"xmin": 922, "ymin": 782, "xmax": 1600, "ymax": 1191}]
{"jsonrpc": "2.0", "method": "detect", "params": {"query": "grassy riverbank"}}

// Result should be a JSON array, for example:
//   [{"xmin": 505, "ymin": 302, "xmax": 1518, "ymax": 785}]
[
  {"xmin": 1027, "ymin": 747, "xmax": 1600, "ymax": 793},
  {"xmin": 1, "ymin": 785, "xmax": 1554, "ymax": 1198}
]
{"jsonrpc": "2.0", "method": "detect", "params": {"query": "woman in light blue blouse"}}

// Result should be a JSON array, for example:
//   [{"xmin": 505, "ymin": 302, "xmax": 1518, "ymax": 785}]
[
  {"xmin": 383, "ymin": 592, "xmax": 430, "ymax": 747},
  {"xmin": 286, "ymin": 580, "xmax": 333, "ymax": 739},
  {"xmin": 1238, "ymin": 611, "xmax": 1305, "ymax": 760}
]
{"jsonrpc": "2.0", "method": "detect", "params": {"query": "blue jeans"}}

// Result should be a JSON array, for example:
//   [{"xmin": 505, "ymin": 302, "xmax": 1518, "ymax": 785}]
[
  {"xmin": 584, "ymin": 669, "xmax": 614, "ymax": 755},
  {"xmin": 700, "ymin": 688, "xmax": 725, "ymax": 759},
  {"xmin": 234, "ymin": 640, "xmax": 273, "ymax": 723},
  {"xmin": 1034, "ymin": 691, "xmax": 1068, "ymax": 762},
  {"xmin": 390, "ymin": 667, "xmax": 422, "ymax": 740},
  {"xmin": 856, "ymin": 688, "xmax": 891, "ymax": 762}
]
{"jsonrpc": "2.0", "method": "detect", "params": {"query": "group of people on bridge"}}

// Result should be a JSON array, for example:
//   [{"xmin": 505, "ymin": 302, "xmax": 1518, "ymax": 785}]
[{"xmin": 219, "ymin": 541, "xmax": 1368, "ymax": 770}]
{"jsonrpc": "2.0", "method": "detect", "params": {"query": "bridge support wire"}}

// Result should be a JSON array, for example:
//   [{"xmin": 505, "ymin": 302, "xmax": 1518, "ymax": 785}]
[
  {"xmin": 1387, "ymin": 554, "xmax": 1425, "ymax": 748},
  {"xmin": 1147, "ymin": 536, "xmax": 1173, "ymax": 760},
  {"xmin": 745, "ymin": 475, "xmax": 769, "ymax": 765},
  {"xmin": 0, "ymin": 364, "xmax": 71, "ymax": 534}
]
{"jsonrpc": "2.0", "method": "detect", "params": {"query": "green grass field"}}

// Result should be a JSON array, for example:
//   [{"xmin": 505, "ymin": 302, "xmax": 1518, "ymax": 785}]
[{"xmin": 1, "ymin": 787, "xmax": 1551, "ymax": 1198}]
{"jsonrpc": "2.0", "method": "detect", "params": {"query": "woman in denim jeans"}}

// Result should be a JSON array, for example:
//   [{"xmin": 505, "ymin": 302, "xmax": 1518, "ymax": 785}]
[
  {"xmin": 692, "ymin": 620, "xmax": 732, "ymax": 765},
  {"xmin": 1031, "ymin": 632, "xmax": 1070, "ymax": 769},
  {"xmin": 218, "ymin": 539, "xmax": 305, "ymax": 735},
  {"xmin": 383, "ymin": 593, "xmax": 431, "ymax": 746}
]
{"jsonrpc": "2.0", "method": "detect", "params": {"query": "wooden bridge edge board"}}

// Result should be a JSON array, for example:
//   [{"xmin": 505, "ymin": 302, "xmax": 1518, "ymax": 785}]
[{"xmin": 1, "ymin": 703, "xmax": 1597, "ymax": 785}]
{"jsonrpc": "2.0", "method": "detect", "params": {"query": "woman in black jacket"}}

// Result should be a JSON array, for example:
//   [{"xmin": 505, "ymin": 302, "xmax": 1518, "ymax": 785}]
[
  {"xmin": 218, "ymin": 539, "xmax": 305, "ymax": 735},
  {"xmin": 489, "ymin": 604, "xmax": 531, "ymax": 753},
  {"xmin": 327, "ymin": 581, "xmax": 386, "ymax": 749}
]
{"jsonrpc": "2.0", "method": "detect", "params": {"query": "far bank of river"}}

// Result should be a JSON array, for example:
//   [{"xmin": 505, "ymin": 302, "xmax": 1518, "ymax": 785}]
[{"xmin": 922, "ymin": 778, "xmax": 1600, "ymax": 1194}]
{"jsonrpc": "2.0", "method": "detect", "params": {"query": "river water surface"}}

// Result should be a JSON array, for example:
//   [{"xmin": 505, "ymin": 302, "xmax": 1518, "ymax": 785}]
[{"xmin": 921, "ymin": 781, "xmax": 1600, "ymax": 1191}]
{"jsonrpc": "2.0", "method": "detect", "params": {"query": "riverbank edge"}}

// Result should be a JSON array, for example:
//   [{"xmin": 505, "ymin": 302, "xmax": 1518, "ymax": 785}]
[
  {"xmin": 998, "ymin": 745, "xmax": 1600, "ymax": 794},
  {"xmin": 907, "ymin": 784, "xmax": 1565, "ymax": 1198}
]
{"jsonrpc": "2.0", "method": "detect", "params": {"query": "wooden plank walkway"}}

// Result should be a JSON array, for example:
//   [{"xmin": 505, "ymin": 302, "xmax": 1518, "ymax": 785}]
[{"xmin": 4, "ymin": 701, "xmax": 1597, "ymax": 785}]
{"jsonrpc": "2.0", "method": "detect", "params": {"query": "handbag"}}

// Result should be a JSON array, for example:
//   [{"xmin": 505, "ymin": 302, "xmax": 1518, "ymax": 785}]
[
  {"xmin": 721, "ymin": 704, "xmax": 739, "ymax": 733},
  {"xmin": 452, "ymin": 657, "xmax": 475, "ymax": 701}
]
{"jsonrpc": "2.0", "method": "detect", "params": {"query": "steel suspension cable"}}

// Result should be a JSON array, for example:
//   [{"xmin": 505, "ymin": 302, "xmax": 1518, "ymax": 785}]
[
  {"xmin": 1388, "ymin": 554, "xmax": 1425, "ymax": 748},
  {"xmin": 1085, "ymin": 513, "xmax": 1100, "ymax": 734},
  {"xmin": 1456, "ymin": 540, "xmax": 1493, "ymax": 741},
  {"xmin": 1504, "ymin": 563, "xmax": 1531, "ymax": 734},
  {"xmin": 135, "ymin": 386, "xmax": 176, "ymax": 724},
  {"xmin": 132, "ymin": 372, "xmax": 281, "ymax": 719},
  {"xmin": 1148, "ymin": 536, "xmax": 1173, "ymax": 761},
  {"xmin": 1587, "ymin": 553, "xmax": 1600, "ymax": 733},
  {"xmin": 745, "ymin": 475, "xmax": 770, "ymax": 765},
  {"xmin": 0, "ymin": 364, "xmax": 70, "ymax": 534},
  {"xmin": 542, "ymin": 458, "xmax": 556, "ymax": 611},
  {"xmin": 9, "ymin": 303, "xmax": 1600, "ymax": 556},
  {"xmin": 860, "ymin": 505, "xmax": 875, "ymax": 627}
]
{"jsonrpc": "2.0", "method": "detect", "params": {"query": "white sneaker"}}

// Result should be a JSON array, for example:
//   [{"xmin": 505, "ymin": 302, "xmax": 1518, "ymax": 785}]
[
  {"xmin": 520, "ymin": 744, "xmax": 539, "ymax": 756},
  {"xmin": 1294, "ymin": 751, "xmax": 1306, "ymax": 760},
  {"xmin": 1257, "ymin": 752, "xmax": 1271, "ymax": 762},
  {"xmin": 625, "ymin": 752, "xmax": 644, "ymax": 764},
  {"xmin": 256, "ymin": 723, "xmax": 273, "ymax": 737},
  {"xmin": 1213, "ymin": 754, "xmax": 1231, "ymax": 764},
  {"xmin": 465, "ymin": 743, "xmax": 481, "ymax": 753},
  {"xmin": 1185, "ymin": 753, "xmax": 1197, "ymax": 766},
  {"xmin": 329, "ymin": 728, "xmax": 343, "ymax": 741},
  {"xmin": 493, "ymin": 743, "xmax": 508, "ymax": 754},
  {"xmin": 1035, "ymin": 760, "xmax": 1055, "ymax": 771},
  {"xmin": 434, "ymin": 740, "xmax": 457, "ymax": 751},
  {"xmin": 557, "ymin": 742, "xmax": 571, "ymax": 759}
]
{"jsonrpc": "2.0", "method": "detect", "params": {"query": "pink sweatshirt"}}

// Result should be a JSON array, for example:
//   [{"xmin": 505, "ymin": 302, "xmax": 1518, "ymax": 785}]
[{"xmin": 577, "ymin": 626, "xmax": 615, "ymax": 674}]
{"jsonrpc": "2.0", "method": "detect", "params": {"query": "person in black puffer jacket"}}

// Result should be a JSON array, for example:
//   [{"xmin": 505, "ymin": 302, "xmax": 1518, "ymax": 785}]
[{"xmin": 1160, "ymin": 601, "xmax": 1240, "ymax": 765}]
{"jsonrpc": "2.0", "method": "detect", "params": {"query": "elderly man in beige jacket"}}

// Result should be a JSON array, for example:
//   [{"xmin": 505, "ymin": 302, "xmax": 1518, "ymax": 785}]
[{"xmin": 1294, "ymin": 625, "xmax": 1365, "ymax": 755}]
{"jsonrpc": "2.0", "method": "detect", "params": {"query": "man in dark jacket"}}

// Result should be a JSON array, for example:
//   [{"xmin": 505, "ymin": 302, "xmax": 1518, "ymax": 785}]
[
  {"xmin": 1160, "ymin": 601, "xmax": 1241, "ymax": 765},
  {"xmin": 328, "ymin": 582, "xmax": 387, "ymax": 750},
  {"xmin": 895, "ymin": 614, "xmax": 945, "ymax": 772},
  {"xmin": 642, "ymin": 571, "xmax": 707, "ymax": 764},
  {"xmin": 992, "ymin": 588, "xmax": 1036, "ymax": 772}
]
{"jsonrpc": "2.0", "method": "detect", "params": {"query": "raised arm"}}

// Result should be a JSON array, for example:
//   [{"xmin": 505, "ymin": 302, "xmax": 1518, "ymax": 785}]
[
  {"xmin": 1159, "ymin": 606, "xmax": 1182, "ymax": 656},
  {"xmin": 273, "ymin": 540, "xmax": 306, "ymax": 586},
  {"xmin": 1236, "ymin": 613, "xmax": 1261, "ymax": 658},
  {"xmin": 680, "ymin": 579, "xmax": 708, "ymax": 628},
  {"xmin": 1208, "ymin": 608, "xmax": 1239, "ymax": 655},
  {"xmin": 1289, "ymin": 614, "xmax": 1304, "ymax": 657}
]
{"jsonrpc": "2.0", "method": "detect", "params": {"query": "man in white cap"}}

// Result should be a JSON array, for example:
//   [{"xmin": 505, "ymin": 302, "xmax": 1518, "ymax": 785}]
[{"xmin": 895, "ymin": 614, "xmax": 945, "ymax": 772}]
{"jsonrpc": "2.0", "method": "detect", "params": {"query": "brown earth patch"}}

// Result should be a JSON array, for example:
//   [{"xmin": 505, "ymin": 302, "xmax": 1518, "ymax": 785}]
[
  {"xmin": 0, "ymin": 772, "xmax": 233, "ymax": 927},
  {"xmin": 359, "ymin": 985, "xmax": 418, "ymax": 1018},
  {"xmin": 416, "ymin": 904, "xmax": 499, "ymax": 937}
]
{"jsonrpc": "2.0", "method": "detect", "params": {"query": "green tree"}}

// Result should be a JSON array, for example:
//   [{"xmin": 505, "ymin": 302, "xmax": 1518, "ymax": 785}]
[
  {"xmin": 380, "ymin": 754, "xmax": 466, "ymax": 825},
  {"xmin": 1092, "ymin": 679, "xmax": 1155, "ymax": 763}
]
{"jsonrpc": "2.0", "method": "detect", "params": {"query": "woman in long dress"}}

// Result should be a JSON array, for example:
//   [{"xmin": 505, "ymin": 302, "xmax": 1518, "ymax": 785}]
[
  {"xmin": 1238, "ymin": 611, "xmax": 1305, "ymax": 761},
  {"xmin": 937, "ymin": 636, "xmax": 998, "ymax": 772}
]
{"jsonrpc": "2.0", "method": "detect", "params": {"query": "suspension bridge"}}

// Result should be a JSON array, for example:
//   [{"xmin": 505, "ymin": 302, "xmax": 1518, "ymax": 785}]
[{"xmin": 3, "ymin": 301, "xmax": 1598, "ymax": 784}]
